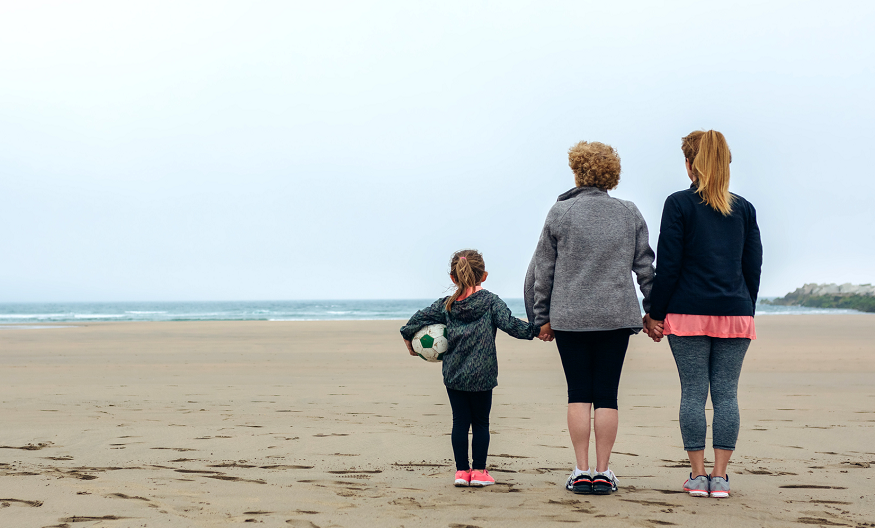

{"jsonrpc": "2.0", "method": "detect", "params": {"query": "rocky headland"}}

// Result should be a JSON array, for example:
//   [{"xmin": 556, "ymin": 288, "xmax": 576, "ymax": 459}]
[{"xmin": 765, "ymin": 283, "xmax": 875, "ymax": 312}]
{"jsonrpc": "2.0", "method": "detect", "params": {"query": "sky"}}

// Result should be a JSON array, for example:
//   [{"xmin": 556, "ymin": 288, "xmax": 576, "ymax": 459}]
[{"xmin": 1, "ymin": 0, "xmax": 873, "ymax": 302}]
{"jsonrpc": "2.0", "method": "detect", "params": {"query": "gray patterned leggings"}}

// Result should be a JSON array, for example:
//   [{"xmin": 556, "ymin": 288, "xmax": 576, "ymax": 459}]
[{"xmin": 667, "ymin": 335, "xmax": 750, "ymax": 451}]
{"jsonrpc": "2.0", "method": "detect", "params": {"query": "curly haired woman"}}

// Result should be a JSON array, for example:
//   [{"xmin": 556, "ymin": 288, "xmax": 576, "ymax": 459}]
[{"xmin": 524, "ymin": 141, "xmax": 656, "ymax": 495}]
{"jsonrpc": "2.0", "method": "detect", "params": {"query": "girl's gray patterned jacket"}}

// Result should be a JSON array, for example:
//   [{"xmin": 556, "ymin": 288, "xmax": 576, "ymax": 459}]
[{"xmin": 400, "ymin": 290, "xmax": 541, "ymax": 392}]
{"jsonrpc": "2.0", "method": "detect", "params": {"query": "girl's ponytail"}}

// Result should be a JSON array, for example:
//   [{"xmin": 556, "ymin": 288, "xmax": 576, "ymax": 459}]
[
  {"xmin": 684, "ymin": 130, "xmax": 734, "ymax": 216},
  {"xmin": 446, "ymin": 250, "xmax": 486, "ymax": 311}
]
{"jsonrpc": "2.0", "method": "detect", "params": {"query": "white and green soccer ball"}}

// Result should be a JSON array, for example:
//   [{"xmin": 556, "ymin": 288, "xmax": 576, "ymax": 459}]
[{"xmin": 411, "ymin": 324, "xmax": 448, "ymax": 362}]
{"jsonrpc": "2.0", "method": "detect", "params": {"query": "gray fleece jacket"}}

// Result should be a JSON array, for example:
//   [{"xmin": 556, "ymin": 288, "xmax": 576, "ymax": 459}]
[{"xmin": 524, "ymin": 186, "xmax": 655, "ymax": 332}]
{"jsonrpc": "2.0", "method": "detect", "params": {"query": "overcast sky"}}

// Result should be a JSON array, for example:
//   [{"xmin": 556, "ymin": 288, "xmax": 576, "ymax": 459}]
[{"xmin": 1, "ymin": 1, "xmax": 873, "ymax": 302}]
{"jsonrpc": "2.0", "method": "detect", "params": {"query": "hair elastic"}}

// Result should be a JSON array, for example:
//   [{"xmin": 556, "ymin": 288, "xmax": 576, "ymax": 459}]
[{"xmin": 460, "ymin": 256, "xmax": 466, "ymax": 260}]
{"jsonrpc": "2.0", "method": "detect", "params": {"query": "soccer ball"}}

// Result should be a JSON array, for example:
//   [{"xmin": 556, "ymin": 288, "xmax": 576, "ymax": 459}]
[{"xmin": 411, "ymin": 324, "xmax": 448, "ymax": 362}]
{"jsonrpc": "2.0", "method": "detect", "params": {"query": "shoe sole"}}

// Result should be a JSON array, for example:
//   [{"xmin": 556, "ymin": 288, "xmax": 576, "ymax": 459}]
[
  {"xmin": 710, "ymin": 491, "xmax": 729, "ymax": 498},
  {"xmin": 454, "ymin": 479, "xmax": 469, "ymax": 487},
  {"xmin": 685, "ymin": 490, "xmax": 709, "ymax": 497},
  {"xmin": 591, "ymin": 484, "xmax": 614, "ymax": 495},
  {"xmin": 569, "ymin": 478, "xmax": 593, "ymax": 494},
  {"xmin": 470, "ymin": 480, "xmax": 494, "ymax": 487}
]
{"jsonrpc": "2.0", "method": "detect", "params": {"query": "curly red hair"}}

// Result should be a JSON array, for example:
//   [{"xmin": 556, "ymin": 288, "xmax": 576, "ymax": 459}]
[{"xmin": 568, "ymin": 141, "xmax": 621, "ymax": 190}]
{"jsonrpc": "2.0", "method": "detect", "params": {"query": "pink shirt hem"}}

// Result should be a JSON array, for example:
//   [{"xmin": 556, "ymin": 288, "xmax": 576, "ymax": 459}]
[{"xmin": 664, "ymin": 314, "xmax": 756, "ymax": 340}]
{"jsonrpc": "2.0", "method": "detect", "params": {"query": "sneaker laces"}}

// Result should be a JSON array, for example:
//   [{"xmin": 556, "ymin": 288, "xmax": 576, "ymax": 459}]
[{"xmin": 599, "ymin": 469, "xmax": 618, "ymax": 485}]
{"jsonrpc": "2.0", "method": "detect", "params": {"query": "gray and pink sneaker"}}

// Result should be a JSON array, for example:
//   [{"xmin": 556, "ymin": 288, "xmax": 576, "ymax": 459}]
[
  {"xmin": 710, "ymin": 474, "xmax": 730, "ymax": 498},
  {"xmin": 683, "ymin": 474, "xmax": 710, "ymax": 497}
]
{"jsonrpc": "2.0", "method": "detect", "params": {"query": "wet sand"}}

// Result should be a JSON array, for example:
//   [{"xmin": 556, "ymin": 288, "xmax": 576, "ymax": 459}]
[{"xmin": 1, "ymin": 315, "xmax": 873, "ymax": 527}]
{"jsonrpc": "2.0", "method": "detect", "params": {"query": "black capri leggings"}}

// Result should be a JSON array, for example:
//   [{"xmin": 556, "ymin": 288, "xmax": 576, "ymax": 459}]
[{"xmin": 554, "ymin": 329, "xmax": 632, "ymax": 409}]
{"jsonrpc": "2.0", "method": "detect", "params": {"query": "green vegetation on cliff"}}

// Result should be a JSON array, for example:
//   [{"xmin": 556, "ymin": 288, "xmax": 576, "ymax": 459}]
[
  {"xmin": 787, "ymin": 295, "xmax": 875, "ymax": 312},
  {"xmin": 764, "ymin": 284, "xmax": 875, "ymax": 313}
]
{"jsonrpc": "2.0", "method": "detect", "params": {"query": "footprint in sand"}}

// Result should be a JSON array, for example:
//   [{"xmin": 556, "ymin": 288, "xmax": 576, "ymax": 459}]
[
  {"xmin": 106, "ymin": 493, "xmax": 150, "ymax": 501},
  {"xmin": 620, "ymin": 499, "xmax": 682, "ymax": 508},
  {"xmin": 390, "ymin": 497, "xmax": 422, "ymax": 508},
  {"xmin": 0, "ymin": 498, "xmax": 43, "ymax": 507},
  {"xmin": 797, "ymin": 517, "xmax": 853, "ymax": 526},
  {"xmin": 0, "ymin": 442, "xmax": 53, "ymax": 451},
  {"xmin": 286, "ymin": 521, "xmax": 321, "ymax": 528},
  {"xmin": 58, "ymin": 516, "xmax": 127, "ymax": 522},
  {"xmin": 780, "ymin": 485, "xmax": 847, "ymax": 490},
  {"xmin": 547, "ymin": 499, "xmax": 581, "ymax": 506},
  {"xmin": 204, "ymin": 475, "xmax": 266, "ymax": 484}
]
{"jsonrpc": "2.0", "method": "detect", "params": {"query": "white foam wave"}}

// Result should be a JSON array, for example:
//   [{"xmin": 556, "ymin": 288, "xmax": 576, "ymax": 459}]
[
  {"xmin": 0, "ymin": 313, "xmax": 71, "ymax": 319},
  {"xmin": 0, "ymin": 325, "xmax": 76, "ymax": 330}
]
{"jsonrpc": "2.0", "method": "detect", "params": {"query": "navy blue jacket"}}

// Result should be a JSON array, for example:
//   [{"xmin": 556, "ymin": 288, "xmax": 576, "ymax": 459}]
[{"xmin": 649, "ymin": 184, "xmax": 762, "ymax": 320}]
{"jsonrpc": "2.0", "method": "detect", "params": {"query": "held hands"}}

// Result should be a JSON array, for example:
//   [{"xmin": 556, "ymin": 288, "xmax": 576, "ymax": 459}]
[
  {"xmin": 642, "ymin": 314, "xmax": 664, "ymax": 342},
  {"xmin": 403, "ymin": 339, "xmax": 417, "ymax": 356},
  {"xmin": 538, "ymin": 322, "xmax": 555, "ymax": 342}
]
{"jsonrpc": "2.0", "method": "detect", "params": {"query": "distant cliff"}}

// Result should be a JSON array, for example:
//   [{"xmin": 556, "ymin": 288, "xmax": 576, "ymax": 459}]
[{"xmin": 764, "ymin": 283, "xmax": 875, "ymax": 312}]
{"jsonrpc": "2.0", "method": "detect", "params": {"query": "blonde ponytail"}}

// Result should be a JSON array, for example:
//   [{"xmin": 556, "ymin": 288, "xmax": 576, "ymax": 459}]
[
  {"xmin": 683, "ymin": 130, "xmax": 734, "ymax": 216},
  {"xmin": 446, "ymin": 250, "xmax": 486, "ymax": 311}
]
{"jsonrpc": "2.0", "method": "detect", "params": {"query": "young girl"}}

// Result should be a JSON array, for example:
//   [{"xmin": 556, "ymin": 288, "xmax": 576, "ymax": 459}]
[{"xmin": 400, "ymin": 249, "xmax": 543, "ymax": 487}]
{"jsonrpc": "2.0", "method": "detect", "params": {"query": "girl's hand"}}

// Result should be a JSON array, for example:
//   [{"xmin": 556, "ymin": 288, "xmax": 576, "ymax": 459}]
[
  {"xmin": 538, "ymin": 322, "xmax": 555, "ymax": 342},
  {"xmin": 403, "ymin": 339, "xmax": 417, "ymax": 356}
]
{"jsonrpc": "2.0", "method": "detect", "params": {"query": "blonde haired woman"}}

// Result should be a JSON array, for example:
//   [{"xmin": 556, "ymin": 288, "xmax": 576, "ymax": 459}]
[
  {"xmin": 525, "ymin": 141, "xmax": 655, "ymax": 495},
  {"xmin": 644, "ymin": 130, "xmax": 763, "ymax": 498}
]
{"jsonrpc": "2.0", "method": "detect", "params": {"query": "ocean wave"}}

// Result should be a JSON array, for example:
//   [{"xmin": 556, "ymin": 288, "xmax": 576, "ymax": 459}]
[
  {"xmin": 0, "ymin": 299, "xmax": 867, "ymax": 323},
  {"xmin": 0, "ymin": 313, "xmax": 72, "ymax": 319},
  {"xmin": 0, "ymin": 324, "xmax": 76, "ymax": 330}
]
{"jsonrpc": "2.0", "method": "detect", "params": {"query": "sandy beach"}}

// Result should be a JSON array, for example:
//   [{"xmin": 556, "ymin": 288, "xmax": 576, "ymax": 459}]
[{"xmin": 1, "ymin": 315, "xmax": 873, "ymax": 527}]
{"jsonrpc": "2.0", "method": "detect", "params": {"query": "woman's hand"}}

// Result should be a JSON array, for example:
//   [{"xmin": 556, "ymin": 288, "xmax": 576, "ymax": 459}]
[
  {"xmin": 403, "ymin": 339, "xmax": 417, "ymax": 356},
  {"xmin": 538, "ymin": 322, "xmax": 555, "ymax": 342},
  {"xmin": 643, "ymin": 314, "xmax": 664, "ymax": 342}
]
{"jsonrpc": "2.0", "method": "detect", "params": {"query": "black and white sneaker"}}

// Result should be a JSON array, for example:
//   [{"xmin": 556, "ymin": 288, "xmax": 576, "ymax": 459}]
[
  {"xmin": 565, "ymin": 470, "xmax": 593, "ymax": 494},
  {"xmin": 591, "ymin": 469, "xmax": 619, "ymax": 494}
]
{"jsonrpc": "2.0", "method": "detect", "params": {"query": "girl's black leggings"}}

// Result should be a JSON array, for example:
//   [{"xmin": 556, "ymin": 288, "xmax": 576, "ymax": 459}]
[{"xmin": 446, "ymin": 387, "xmax": 493, "ymax": 471}]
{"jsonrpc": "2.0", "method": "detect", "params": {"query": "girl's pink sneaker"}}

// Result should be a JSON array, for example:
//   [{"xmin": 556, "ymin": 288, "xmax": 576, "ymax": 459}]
[
  {"xmin": 470, "ymin": 469, "xmax": 495, "ymax": 487},
  {"xmin": 454, "ymin": 470, "xmax": 471, "ymax": 487}
]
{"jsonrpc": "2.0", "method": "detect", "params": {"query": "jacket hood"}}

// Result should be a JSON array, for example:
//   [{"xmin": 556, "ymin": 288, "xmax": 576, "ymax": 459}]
[
  {"xmin": 557, "ymin": 186, "xmax": 608, "ymax": 202},
  {"xmin": 448, "ymin": 290, "xmax": 493, "ymax": 323}
]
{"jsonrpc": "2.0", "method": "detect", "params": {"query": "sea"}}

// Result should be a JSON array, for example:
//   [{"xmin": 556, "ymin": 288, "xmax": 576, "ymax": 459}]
[{"xmin": 0, "ymin": 299, "xmax": 866, "ymax": 325}]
